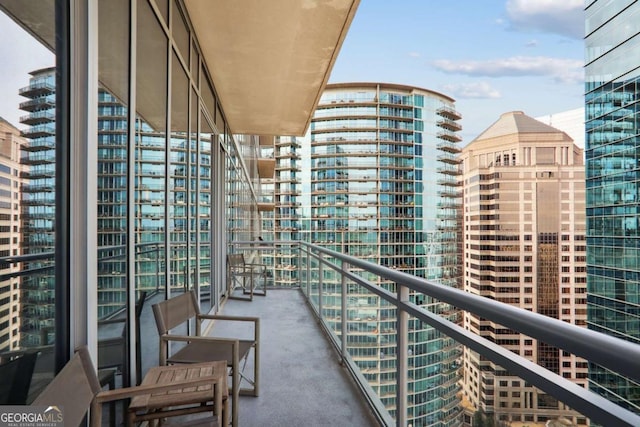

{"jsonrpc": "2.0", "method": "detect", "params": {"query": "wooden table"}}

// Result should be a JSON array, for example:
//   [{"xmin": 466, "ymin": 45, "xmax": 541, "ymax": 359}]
[{"xmin": 128, "ymin": 361, "xmax": 227, "ymax": 426}]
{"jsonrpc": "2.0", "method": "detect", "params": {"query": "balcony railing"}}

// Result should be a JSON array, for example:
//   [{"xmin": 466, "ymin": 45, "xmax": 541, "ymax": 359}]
[
  {"xmin": 5, "ymin": 239, "xmax": 640, "ymax": 426},
  {"xmin": 235, "ymin": 240, "xmax": 640, "ymax": 427}
]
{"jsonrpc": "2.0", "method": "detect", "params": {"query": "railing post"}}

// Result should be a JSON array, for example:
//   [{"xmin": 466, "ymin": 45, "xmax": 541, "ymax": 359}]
[
  {"xmin": 318, "ymin": 252, "xmax": 323, "ymax": 318},
  {"xmin": 341, "ymin": 261, "xmax": 348, "ymax": 363},
  {"xmin": 306, "ymin": 247, "xmax": 310, "ymax": 296},
  {"xmin": 155, "ymin": 244, "xmax": 160, "ymax": 291},
  {"xmin": 396, "ymin": 284, "xmax": 409, "ymax": 427}
]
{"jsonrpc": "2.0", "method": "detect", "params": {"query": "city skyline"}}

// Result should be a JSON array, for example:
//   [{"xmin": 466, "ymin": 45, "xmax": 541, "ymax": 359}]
[{"xmin": 1, "ymin": 1, "xmax": 583, "ymax": 144}]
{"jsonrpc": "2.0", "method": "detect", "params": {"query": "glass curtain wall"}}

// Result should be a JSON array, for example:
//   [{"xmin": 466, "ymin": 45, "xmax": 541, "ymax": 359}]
[
  {"xmin": 585, "ymin": 0, "xmax": 640, "ymax": 413},
  {"xmin": 0, "ymin": 0, "xmax": 260, "ymax": 402},
  {"xmin": 0, "ymin": 0, "xmax": 57, "ymax": 390},
  {"xmin": 308, "ymin": 83, "xmax": 463, "ymax": 426}
]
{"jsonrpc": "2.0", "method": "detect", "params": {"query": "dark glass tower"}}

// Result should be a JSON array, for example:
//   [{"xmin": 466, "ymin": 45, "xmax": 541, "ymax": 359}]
[{"xmin": 585, "ymin": 0, "xmax": 640, "ymax": 414}]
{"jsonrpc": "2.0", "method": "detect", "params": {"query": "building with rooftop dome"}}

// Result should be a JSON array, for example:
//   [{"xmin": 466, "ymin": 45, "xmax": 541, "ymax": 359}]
[{"xmin": 460, "ymin": 111, "xmax": 588, "ymax": 425}]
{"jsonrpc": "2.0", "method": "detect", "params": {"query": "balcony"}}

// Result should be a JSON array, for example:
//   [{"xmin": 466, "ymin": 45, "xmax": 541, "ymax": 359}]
[
  {"xmin": 437, "ymin": 140, "xmax": 462, "ymax": 155},
  {"xmin": 257, "ymin": 158, "xmax": 276, "ymax": 179},
  {"xmin": 214, "ymin": 290, "xmax": 377, "ymax": 426},
  {"xmin": 437, "ymin": 130, "xmax": 463, "ymax": 143},
  {"xmin": 437, "ymin": 154, "xmax": 462, "ymax": 165},
  {"xmin": 436, "ymin": 106, "xmax": 462, "ymax": 121},
  {"xmin": 21, "ymin": 124, "xmax": 56, "ymax": 139},
  {"xmin": 257, "ymin": 201, "xmax": 275, "ymax": 212},
  {"xmin": 19, "ymin": 97, "xmax": 55, "ymax": 112},
  {"xmin": 19, "ymin": 81, "xmax": 55, "ymax": 98},
  {"xmin": 437, "ymin": 166, "xmax": 462, "ymax": 176},
  {"xmin": 437, "ymin": 118, "xmax": 463, "ymax": 132},
  {"xmin": 20, "ymin": 110, "xmax": 56, "ymax": 126},
  {"xmin": 5, "ymin": 242, "xmax": 640, "ymax": 427}
]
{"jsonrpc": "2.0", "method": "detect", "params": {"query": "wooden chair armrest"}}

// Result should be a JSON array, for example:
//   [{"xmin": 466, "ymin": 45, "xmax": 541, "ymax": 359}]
[
  {"xmin": 244, "ymin": 263, "xmax": 267, "ymax": 268},
  {"xmin": 158, "ymin": 335, "xmax": 240, "ymax": 366},
  {"xmin": 197, "ymin": 314, "xmax": 259, "ymax": 323},
  {"xmin": 196, "ymin": 315, "xmax": 260, "ymax": 343},
  {"xmin": 94, "ymin": 375, "xmax": 222, "ymax": 404},
  {"xmin": 160, "ymin": 335, "xmax": 240, "ymax": 344},
  {"xmin": 91, "ymin": 375, "xmax": 224, "ymax": 427}
]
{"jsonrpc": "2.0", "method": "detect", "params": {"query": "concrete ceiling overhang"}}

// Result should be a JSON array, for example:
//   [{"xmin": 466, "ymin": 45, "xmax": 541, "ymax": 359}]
[
  {"xmin": 184, "ymin": 0, "xmax": 359, "ymax": 137},
  {"xmin": 0, "ymin": 0, "xmax": 359, "ymax": 137}
]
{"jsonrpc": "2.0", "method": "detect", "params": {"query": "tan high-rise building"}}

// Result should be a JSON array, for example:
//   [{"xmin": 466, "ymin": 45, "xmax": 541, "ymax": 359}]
[
  {"xmin": 0, "ymin": 117, "xmax": 27, "ymax": 352},
  {"xmin": 459, "ymin": 111, "xmax": 588, "ymax": 426}
]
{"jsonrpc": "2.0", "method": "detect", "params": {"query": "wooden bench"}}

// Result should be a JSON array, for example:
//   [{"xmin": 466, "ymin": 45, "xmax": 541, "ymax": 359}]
[{"xmin": 152, "ymin": 290, "xmax": 260, "ymax": 427}]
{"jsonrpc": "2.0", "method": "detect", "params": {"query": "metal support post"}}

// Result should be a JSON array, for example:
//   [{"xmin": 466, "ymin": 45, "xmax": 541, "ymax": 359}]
[
  {"xmin": 396, "ymin": 284, "xmax": 409, "ymax": 427},
  {"xmin": 306, "ymin": 248, "xmax": 310, "ymax": 296},
  {"xmin": 318, "ymin": 253, "xmax": 323, "ymax": 318},
  {"xmin": 341, "ymin": 261, "xmax": 348, "ymax": 363}
]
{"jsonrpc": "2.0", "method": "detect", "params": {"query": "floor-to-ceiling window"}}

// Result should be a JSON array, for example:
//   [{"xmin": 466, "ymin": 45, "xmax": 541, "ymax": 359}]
[{"xmin": 0, "ymin": 0, "xmax": 57, "ymax": 384}]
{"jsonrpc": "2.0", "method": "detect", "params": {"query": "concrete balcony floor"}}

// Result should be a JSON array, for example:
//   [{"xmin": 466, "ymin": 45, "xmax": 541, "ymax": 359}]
[{"xmin": 214, "ymin": 288, "xmax": 377, "ymax": 426}]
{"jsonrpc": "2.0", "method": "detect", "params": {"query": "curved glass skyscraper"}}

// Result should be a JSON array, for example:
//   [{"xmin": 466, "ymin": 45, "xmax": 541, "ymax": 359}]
[{"xmin": 308, "ymin": 83, "xmax": 463, "ymax": 426}]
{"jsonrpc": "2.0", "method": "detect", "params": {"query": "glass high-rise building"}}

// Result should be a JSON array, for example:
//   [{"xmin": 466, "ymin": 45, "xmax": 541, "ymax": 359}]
[
  {"xmin": 585, "ymin": 0, "xmax": 640, "ymax": 414},
  {"xmin": 18, "ymin": 67, "xmax": 57, "ymax": 347},
  {"xmin": 307, "ymin": 82, "xmax": 463, "ymax": 426},
  {"xmin": 0, "ymin": 118, "xmax": 26, "ymax": 352},
  {"xmin": 263, "ymin": 136, "xmax": 303, "ymax": 286},
  {"xmin": 18, "ymin": 68, "xmax": 219, "ymax": 339}
]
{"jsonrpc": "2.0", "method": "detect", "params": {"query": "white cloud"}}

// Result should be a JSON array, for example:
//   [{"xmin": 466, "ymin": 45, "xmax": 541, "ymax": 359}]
[
  {"xmin": 442, "ymin": 82, "xmax": 502, "ymax": 99},
  {"xmin": 408, "ymin": 52, "xmax": 421, "ymax": 58},
  {"xmin": 506, "ymin": 0, "xmax": 583, "ymax": 39},
  {"xmin": 432, "ymin": 56, "xmax": 584, "ymax": 84}
]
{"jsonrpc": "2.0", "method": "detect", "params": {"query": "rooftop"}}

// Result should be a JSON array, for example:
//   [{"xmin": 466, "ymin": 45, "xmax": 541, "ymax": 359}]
[{"xmin": 472, "ymin": 110, "xmax": 570, "ymax": 141}]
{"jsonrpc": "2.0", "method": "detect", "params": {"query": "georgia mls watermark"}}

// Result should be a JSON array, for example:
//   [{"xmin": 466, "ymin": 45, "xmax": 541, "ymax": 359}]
[{"xmin": 0, "ymin": 406, "xmax": 63, "ymax": 427}]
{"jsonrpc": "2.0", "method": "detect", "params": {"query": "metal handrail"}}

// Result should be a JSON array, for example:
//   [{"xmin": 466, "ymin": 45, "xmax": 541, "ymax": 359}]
[
  {"xmin": 291, "ymin": 241, "xmax": 640, "ymax": 427},
  {"xmin": 0, "ymin": 243, "xmax": 166, "ymax": 281}
]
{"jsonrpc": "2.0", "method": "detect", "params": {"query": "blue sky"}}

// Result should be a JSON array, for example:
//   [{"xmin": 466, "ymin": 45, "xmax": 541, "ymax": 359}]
[
  {"xmin": 0, "ymin": 12, "xmax": 54, "ymax": 129},
  {"xmin": 328, "ymin": 0, "xmax": 584, "ymax": 142},
  {"xmin": 0, "ymin": 1, "xmax": 584, "ymax": 143}
]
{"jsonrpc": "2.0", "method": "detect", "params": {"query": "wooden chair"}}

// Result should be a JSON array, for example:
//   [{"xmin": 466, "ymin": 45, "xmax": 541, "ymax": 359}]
[
  {"xmin": 227, "ymin": 253, "xmax": 268, "ymax": 301},
  {"xmin": 152, "ymin": 290, "xmax": 260, "ymax": 427},
  {"xmin": 33, "ymin": 346, "xmax": 225, "ymax": 427}
]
